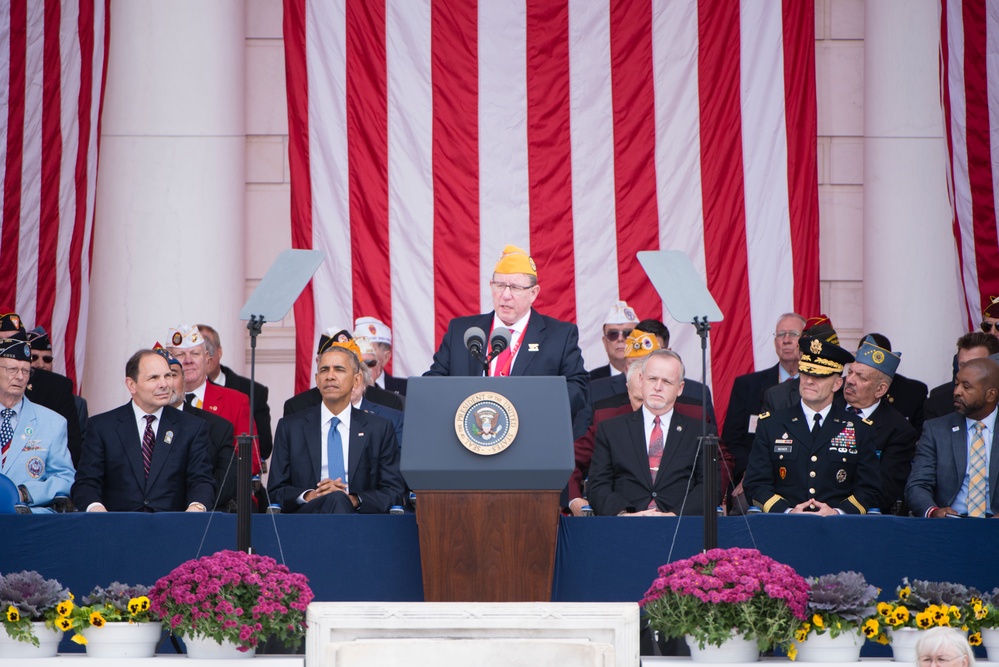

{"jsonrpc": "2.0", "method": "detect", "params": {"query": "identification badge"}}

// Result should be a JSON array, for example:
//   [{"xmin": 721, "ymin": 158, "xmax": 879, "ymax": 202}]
[
  {"xmin": 773, "ymin": 445, "xmax": 793, "ymax": 453},
  {"xmin": 748, "ymin": 415, "xmax": 758, "ymax": 434}
]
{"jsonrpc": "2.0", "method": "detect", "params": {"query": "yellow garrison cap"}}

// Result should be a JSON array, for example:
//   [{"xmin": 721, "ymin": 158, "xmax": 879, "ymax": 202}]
[
  {"xmin": 494, "ymin": 245, "xmax": 537, "ymax": 277},
  {"xmin": 624, "ymin": 329, "xmax": 661, "ymax": 359}
]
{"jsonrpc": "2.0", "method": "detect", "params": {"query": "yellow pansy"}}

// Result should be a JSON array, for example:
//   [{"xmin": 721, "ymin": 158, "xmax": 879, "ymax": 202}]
[
  {"xmin": 70, "ymin": 634, "xmax": 88, "ymax": 645},
  {"xmin": 916, "ymin": 611, "xmax": 934, "ymax": 629},
  {"xmin": 89, "ymin": 611, "xmax": 106, "ymax": 628},
  {"xmin": 893, "ymin": 606, "xmax": 910, "ymax": 625},
  {"xmin": 899, "ymin": 586, "xmax": 911, "ymax": 600},
  {"xmin": 56, "ymin": 617, "xmax": 73, "ymax": 631},
  {"xmin": 787, "ymin": 644, "xmax": 798, "ymax": 661},
  {"xmin": 812, "ymin": 614, "xmax": 824, "ymax": 628},
  {"xmin": 862, "ymin": 619, "xmax": 879, "ymax": 638},
  {"xmin": 970, "ymin": 633, "xmax": 982, "ymax": 647},
  {"xmin": 877, "ymin": 602, "xmax": 894, "ymax": 617},
  {"xmin": 876, "ymin": 633, "xmax": 890, "ymax": 645},
  {"xmin": 795, "ymin": 628, "xmax": 809, "ymax": 642},
  {"xmin": 5, "ymin": 606, "xmax": 19, "ymax": 623},
  {"xmin": 56, "ymin": 599, "xmax": 74, "ymax": 617}
]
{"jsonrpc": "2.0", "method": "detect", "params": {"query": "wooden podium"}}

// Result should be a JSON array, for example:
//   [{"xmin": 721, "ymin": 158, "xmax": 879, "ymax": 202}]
[{"xmin": 401, "ymin": 377, "xmax": 574, "ymax": 603}]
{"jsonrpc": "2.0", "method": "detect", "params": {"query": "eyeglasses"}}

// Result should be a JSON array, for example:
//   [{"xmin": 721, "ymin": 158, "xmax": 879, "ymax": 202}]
[
  {"xmin": 364, "ymin": 360, "xmax": 378, "ymax": 368},
  {"xmin": 489, "ymin": 281, "xmax": 533, "ymax": 295},
  {"xmin": 918, "ymin": 656, "xmax": 964, "ymax": 666},
  {"xmin": 982, "ymin": 322, "xmax": 996, "ymax": 334},
  {"xmin": 0, "ymin": 365, "xmax": 29, "ymax": 378},
  {"xmin": 31, "ymin": 354, "xmax": 53, "ymax": 364},
  {"xmin": 774, "ymin": 330, "xmax": 802, "ymax": 340},
  {"xmin": 604, "ymin": 329, "xmax": 633, "ymax": 342}
]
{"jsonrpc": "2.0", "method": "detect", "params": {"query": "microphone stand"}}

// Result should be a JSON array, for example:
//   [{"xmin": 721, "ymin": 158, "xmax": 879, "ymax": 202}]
[
  {"xmin": 694, "ymin": 316, "xmax": 720, "ymax": 551},
  {"xmin": 237, "ymin": 315, "xmax": 263, "ymax": 553}
]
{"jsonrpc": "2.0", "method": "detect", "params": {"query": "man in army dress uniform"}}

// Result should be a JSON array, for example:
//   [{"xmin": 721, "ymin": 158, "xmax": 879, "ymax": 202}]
[{"xmin": 744, "ymin": 335, "xmax": 881, "ymax": 515}]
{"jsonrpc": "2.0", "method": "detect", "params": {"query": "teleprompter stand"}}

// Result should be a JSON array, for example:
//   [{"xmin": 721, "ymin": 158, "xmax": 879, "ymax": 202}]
[
  {"xmin": 235, "ymin": 249, "xmax": 325, "ymax": 553},
  {"xmin": 638, "ymin": 250, "xmax": 724, "ymax": 550}
]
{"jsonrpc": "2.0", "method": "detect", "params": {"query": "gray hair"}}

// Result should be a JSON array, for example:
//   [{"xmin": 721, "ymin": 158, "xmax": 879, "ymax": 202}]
[
  {"xmin": 775, "ymin": 312, "xmax": 806, "ymax": 331},
  {"xmin": 915, "ymin": 627, "xmax": 975, "ymax": 667},
  {"xmin": 641, "ymin": 348, "xmax": 685, "ymax": 379}
]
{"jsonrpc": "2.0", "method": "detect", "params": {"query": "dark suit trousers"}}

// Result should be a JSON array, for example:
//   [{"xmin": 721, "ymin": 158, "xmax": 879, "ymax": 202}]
[{"xmin": 296, "ymin": 491, "xmax": 356, "ymax": 514}]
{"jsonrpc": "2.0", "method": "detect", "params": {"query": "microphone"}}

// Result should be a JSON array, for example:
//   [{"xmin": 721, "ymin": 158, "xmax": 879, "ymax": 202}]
[
  {"xmin": 489, "ymin": 328, "xmax": 512, "ymax": 357},
  {"xmin": 463, "ymin": 327, "xmax": 486, "ymax": 358}
]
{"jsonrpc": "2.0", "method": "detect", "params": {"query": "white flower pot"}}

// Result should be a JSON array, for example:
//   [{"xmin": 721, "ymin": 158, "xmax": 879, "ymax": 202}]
[
  {"xmin": 981, "ymin": 628, "xmax": 999, "ymax": 661},
  {"xmin": 183, "ymin": 633, "xmax": 256, "ymax": 659},
  {"xmin": 793, "ymin": 628, "xmax": 864, "ymax": 662},
  {"xmin": 890, "ymin": 627, "xmax": 922, "ymax": 663},
  {"xmin": 83, "ymin": 621, "xmax": 163, "ymax": 658},
  {"xmin": 686, "ymin": 632, "xmax": 760, "ymax": 663},
  {"xmin": 0, "ymin": 621, "xmax": 62, "ymax": 658}
]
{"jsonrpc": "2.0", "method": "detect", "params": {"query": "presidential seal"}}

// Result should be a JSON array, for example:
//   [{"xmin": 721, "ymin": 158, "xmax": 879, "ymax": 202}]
[{"xmin": 454, "ymin": 391, "xmax": 519, "ymax": 456}]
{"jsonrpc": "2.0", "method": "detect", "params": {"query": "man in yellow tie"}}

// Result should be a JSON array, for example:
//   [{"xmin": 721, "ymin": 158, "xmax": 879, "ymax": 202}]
[{"xmin": 906, "ymin": 358, "xmax": 999, "ymax": 518}]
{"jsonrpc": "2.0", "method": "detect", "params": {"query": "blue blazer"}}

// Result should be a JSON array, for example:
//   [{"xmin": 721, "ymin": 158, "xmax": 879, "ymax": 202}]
[
  {"xmin": 72, "ymin": 403, "xmax": 216, "ymax": 512},
  {"xmin": 1, "ymin": 397, "xmax": 74, "ymax": 512},
  {"xmin": 425, "ymin": 309, "xmax": 589, "ymax": 422},
  {"xmin": 267, "ymin": 406, "xmax": 404, "ymax": 514},
  {"xmin": 359, "ymin": 398, "xmax": 404, "ymax": 448},
  {"xmin": 905, "ymin": 412, "xmax": 999, "ymax": 517}
]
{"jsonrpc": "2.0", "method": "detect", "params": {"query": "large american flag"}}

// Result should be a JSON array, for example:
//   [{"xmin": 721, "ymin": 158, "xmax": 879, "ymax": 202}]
[
  {"xmin": 283, "ymin": 0, "xmax": 823, "ymax": 425},
  {"xmin": 941, "ymin": 0, "xmax": 999, "ymax": 327},
  {"xmin": 0, "ymin": 0, "xmax": 108, "ymax": 389}
]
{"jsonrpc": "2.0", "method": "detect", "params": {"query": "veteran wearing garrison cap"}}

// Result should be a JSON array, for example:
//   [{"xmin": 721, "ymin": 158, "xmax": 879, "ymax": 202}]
[
  {"xmin": 425, "ymin": 245, "xmax": 589, "ymax": 423},
  {"xmin": 353, "ymin": 316, "xmax": 407, "ymax": 396},
  {"xmin": 982, "ymin": 297, "xmax": 999, "ymax": 340},
  {"xmin": 588, "ymin": 300, "xmax": 641, "ymax": 381},
  {"xmin": 744, "ymin": 336, "xmax": 881, "ymax": 515},
  {"xmin": 843, "ymin": 336, "xmax": 917, "ymax": 514},
  {"xmin": 0, "ymin": 333, "xmax": 74, "ymax": 513}
]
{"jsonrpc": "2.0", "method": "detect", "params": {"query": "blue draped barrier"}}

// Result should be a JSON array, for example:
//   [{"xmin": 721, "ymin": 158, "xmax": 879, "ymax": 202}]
[{"xmin": 2, "ymin": 513, "xmax": 998, "ymax": 654}]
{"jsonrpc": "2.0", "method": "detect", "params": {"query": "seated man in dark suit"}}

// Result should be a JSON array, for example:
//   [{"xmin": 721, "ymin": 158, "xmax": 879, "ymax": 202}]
[
  {"xmin": 154, "ymin": 344, "xmax": 236, "ymax": 509},
  {"xmin": 424, "ymin": 244, "xmax": 589, "ymax": 426},
  {"xmin": 284, "ymin": 328, "xmax": 404, "ymax": 416},
  {"xmin": 843, "ymin": 337, "xmax": 917, "ymax": 514},
  {"xmin": 268, "ymin": 337, "xmax": 404, "ymax": 514},
  {"xmin": 587, "ymin": 349, "xmax": 712, "ymax": 516},
  {"xmin": 924, "ymin": 332, "xmax": 999, "ymax": 420},
  {"xmin": 906, "ymin": 358, "xmax": 999, "ymax": 518},
  {"xmin": 72, "ymin": 349, "xmax": 216, "ymax": 512},
  {"xmin": 354, "ymin": 316, "xmax": 408, "ymax": 396}
]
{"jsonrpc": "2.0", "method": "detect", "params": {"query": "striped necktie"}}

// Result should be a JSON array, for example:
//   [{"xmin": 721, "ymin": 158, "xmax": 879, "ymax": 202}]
[
  {"xmin": 967, "ymin": 421, "xmax": 988, "ymax": 518},
  {"xmin": 141, "ymin": 414, "xmax": 156, "ymax": 479},
  {"xmin": 0, "ymin": 408, "xmax": 14, "ymax": 470}
]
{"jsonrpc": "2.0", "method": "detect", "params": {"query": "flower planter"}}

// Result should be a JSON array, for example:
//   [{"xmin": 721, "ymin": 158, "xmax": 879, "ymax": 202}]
[
  {"xmin": 890, "ymin": 627, "xmax": 922, "ymax": 663},
  {"xmin": 793, "ymin": 629, "xmax": 864, "ymax": 662},
  {"xmin": 83, "ymin": 621, "xmax": 163, "ymax": 659},
  {"xmin": 686, "ymin": 633, "xmax": 760, "ymax": 663},
  {"xmin": 183, "ymin": 634, "xmax": 255, "ymax": 660},
  {"xmin": 0, "ymin": 622, "xmax": 61, "ymax": 658},
  {"xmin": 981, "ymin": 628, "xmax": 999, "ymax": 661}
]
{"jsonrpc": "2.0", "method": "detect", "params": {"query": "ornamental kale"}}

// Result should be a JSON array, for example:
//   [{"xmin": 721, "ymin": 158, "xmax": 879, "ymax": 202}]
[
  {"xmin": 794, "ymin": 571, "xmax": 879, "ymax": 643},
  {"xmin": 640, "ymin": 547, "xmax": 809, "ymax": 651},
  {"xmin": 0, "ymin": 570, "xmax": 72, "ymax": 646},
  {"xmin": 150, "ymin": 550, "xmax": 314, "ymax": 652}
]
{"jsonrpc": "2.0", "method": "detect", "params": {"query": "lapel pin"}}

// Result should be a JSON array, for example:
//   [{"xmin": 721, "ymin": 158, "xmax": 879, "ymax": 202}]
[
  {"xmin": 782, "ymin": 432, "xmax": 789, "ymax": 439},
  {"xmin": 528, "ymin": 343, "xmax": 539, "ymax": 352},
  {"xmin": 676, "ymin": 425, "xmax": 682, "ymax": 431},
  {"xmin": 952, "ymin": 426, "xmax": 960, "ymax": 432},
  {"xmin": 164, "ymin": 431, "xmax": 174, "ymax": 444},
  {"xmin": 24, "ymin": 426, "xmax": 34, "ymax": 436},
  {"xmin": 358, "ymin": 432, "xmax": 365, "ymax": 437}
]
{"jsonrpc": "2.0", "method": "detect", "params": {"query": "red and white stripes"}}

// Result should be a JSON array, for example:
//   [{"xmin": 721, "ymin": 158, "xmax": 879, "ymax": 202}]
[
  {"xmin": 941, "ymin": 0, "xmax": 999, "ymax": 329},
  {"xmin": 284, "ymin": 0, "xmax": 821, "ymax": 426},
  {"xmin": 0, "ymin": 0, "xmax": 108, "ymax": 389}
]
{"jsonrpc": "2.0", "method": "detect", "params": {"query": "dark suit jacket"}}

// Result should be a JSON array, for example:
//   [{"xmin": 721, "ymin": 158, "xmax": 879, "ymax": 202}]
[
  {"xmin": 425, "ymin": 309, "xmax": 589, "ymax": 422},
  {"xmin": 905, "ymin": 412, "xmax": 999, "ymax": 517},
  {"xmin": 722, "ymin": 363, "xmax": 781, "ymax": 478},
  {"xmin": 866, "ymin": 402, "xmax": 918, "ymax": 513},
  {"xmin": 884, "ymin": 373, "xmax": 928, "ymax": 436},
  {"xmin": 284, "ymin": 384, "xmax": 403, "ymax": 417},
  {"xmin": 26, "ymin": 368, "xmax": 82, "ymax": 467},
  {"xmin": 358, "ymin": 398, "xmax": 404, "ymax": 448},
  {"xmin": 589, "ymin": 373, "xmax": 716, "ymax": 423},
  {"xmin": 183, "ymin": 404, "xmax": 236, "ymax": 507},
  {"xmin": 588, "ymin": 364, "xmax": 612, "ymax": 381},
  {"xmin": 219, "ymin": 364, "xmax": 273, "ymax": 460},
  {"xmin": 267, "ymin": 406, "xmax": 404, "ymax": 514},
  {"xmin": 383, "ymin": 372, "xmax": 408, "ymax": 396},
  {"xmin": 588, "ymin": 410, "xmax": 710, "ymax": 516},
  {"xmin": 744, "ymin": 403, "xmax": 880, "ymax": 514},
  {"xmin": 923, "ymin": 381, "xmax": 954, "ymax": 421},
  {"xmin": 72, "ymin": 403, "xmax": 216, "ymax": 512}
]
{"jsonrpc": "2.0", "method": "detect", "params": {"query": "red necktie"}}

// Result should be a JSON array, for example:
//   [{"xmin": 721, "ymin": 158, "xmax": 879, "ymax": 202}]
[
  {"xmin": 491, "ymin": 333, "xmax": 515, "ymax": 376},
  {"xmin": 648, "ymin": 416, "xmax": 664, "ymax": 509},
  {"xmin": 141, "ymin": 415, "xmax": 156, "ymax": 479}
]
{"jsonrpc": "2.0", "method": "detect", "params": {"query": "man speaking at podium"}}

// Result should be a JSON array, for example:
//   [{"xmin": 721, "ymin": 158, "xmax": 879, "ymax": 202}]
[{"xmin": 425, "ymin": 245, "xmax": 589, "ymax": 424}]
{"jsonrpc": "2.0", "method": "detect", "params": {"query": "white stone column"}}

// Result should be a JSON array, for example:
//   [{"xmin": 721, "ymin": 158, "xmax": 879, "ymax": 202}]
[
  {"xmin": 863, "ymin": 0, "xmax": 963, "ymax": 387},
  {"xmin": 84, "ymin": 2, "xmax": 246, "ymax": 412}
]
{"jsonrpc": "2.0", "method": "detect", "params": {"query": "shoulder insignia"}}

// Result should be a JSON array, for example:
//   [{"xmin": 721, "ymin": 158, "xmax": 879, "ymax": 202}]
[
  {"xmin": 862, "ymin": 418, "xmax": 873, "ymax": 426},
  {"xmin": 758, "ymin": 412, "xmax": 771, "ymax": 420}
]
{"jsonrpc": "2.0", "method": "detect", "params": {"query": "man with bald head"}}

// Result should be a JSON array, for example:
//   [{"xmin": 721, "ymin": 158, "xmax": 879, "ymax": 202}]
[{"xmin": 906, "ymin": 358, "xmax": 999, "ymax": 518}]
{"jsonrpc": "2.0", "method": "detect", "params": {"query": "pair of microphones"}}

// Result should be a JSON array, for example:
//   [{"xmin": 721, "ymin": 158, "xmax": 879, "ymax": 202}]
[{"xmin": 463, "ymin": 327, "xmax": 511, "ymax": 372}]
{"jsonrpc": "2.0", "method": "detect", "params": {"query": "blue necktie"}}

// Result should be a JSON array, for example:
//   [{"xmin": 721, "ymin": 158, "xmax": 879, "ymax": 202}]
[{"xmin": 327, "ymin": 416, "xmax": 345, "ymax": 481}]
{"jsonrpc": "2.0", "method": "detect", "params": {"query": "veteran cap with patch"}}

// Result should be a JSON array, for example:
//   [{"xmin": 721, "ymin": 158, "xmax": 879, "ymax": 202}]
[
  {"xmin": 803, "ymin": 314, "xmax": 839, "ymax": 346},
  {"xmin": 353, "ymin": 316, "xmax": 391, "ymax": 345},
  {"xmin": 166, "ymin": 324, "xmax": 204, "ymax": 349},
  {"xmin": 797, "ymin": 335, "xmax": 854, "ymax": 377},
  {"xmin": 984, "ymin": 296, "xmax": 999, "ymax": 319},
  {"xmin": 0, "ymin": 331, "xmax": 31, "ymax": 362},
  {"xmin": 317, "ymin": 328, "xmax": 354, "ymax": 356},
  {"xmin": 0, "ymin": 312, "xmax": 24, "ymax": 333},
  {"xmin": 494, "ymin": 244, "xmax": 537, "ymax": 277},
  {"xmin": 624, "ymin": 328, "xmax": 662, "ymax": 360},
  {"xmin": 26, "ymin": 327, "xmax": 51, "ymax": 351},
  {"xmin": 604, "ymin": 300, "xmax": 640, "ymax": 326},
  {"xmin": 152, "ymin": 342, "xmax": 182, "ymax": 367},
  {"xmin": 855, "ymin": 335, "xmax": 901, "ymax": 379}
]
